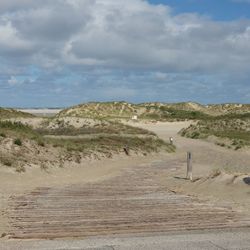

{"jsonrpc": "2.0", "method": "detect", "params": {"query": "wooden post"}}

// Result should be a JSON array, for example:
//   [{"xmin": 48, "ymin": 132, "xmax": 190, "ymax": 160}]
[
  {"xmin": 187, "ymin": 152, "xmax": 193, "ymax": 181},
  {"xmin": 123, "ymin": 145, "xmax": 129, "ymax": 156}
]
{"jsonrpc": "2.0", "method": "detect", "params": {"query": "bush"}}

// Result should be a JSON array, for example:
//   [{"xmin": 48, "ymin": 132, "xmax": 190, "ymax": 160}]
[
  {"xmin": 191, "ymin": 131, "xmax": 200, "ymax": 139},
  {"xmin": 37, "ymin": 140, "xmax": 45, "ymax": 147},
  {"xmin": 235, "ymin": 145, "xmax": 242, "ymax": 150},
  {"xmin": 0, "ymin": 132, "xmax": 6, "ymax": 138},
  {"xmin": 216, "ymin": 142, "xmax": 226, "ymax": 147},
  {"xmin": 14, "ymin": 138, "xmax": 22, "ymax": 146},
  {"xmin": 2, "ymin": 159, "xmax": 12, "ymax": 166}
]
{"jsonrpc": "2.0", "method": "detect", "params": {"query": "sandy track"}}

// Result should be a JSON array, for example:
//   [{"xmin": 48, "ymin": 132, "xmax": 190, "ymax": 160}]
[
  {"xmin": 2, "ymin": 121, "xmax": 250, "ymax": 240},
  {"xmin": 7, "ymin": 159, "xmax": 250, "ymax": 239}
]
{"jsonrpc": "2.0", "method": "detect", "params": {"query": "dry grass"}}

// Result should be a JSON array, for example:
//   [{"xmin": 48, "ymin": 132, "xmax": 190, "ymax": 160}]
[
  {"xmin": 0, "ymin": 120, "xmax": 174, "ymax": 172},
  {"xmin": 47, "ymin": 136, "xmax": 175, "ymax": 156},
  {"xmin": 0, "ymin": 108, "xmax": 34, "ymax": 119},
  {"xmin": 36, "ymin": 120, "xmax": 156, "ymax": 136},
  {"xmin": 57, "ymin": 102, "xmax": 250, "ymax": 121}
]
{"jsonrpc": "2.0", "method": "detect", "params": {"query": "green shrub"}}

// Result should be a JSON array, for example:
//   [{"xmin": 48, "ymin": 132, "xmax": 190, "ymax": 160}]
[
  {"xmin": 191, "ymin": 131, "xmax": 200, "ymax": 139},
  {"xmin": 0, "ymin": 132, "xmax": 6, "ymax": 137},
  {"xmin": 216, "ymin": 142, "xmax": 225, "ymax": 147},
  {"xmin": 235, "ymin": 145, "xmax": 242, "ymax": 150},
  {"xmin": 14, "ymin": 138, "xmax": 22, "ymax": 146}
]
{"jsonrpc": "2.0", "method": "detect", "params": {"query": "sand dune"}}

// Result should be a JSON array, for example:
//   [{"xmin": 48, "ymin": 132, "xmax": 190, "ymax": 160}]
[{"xmin": 1, "ymin": 121, "xmax": 250, "ymax": 242}]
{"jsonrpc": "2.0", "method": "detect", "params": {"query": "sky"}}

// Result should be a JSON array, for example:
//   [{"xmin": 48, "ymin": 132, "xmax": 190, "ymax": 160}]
[{"xmin": 0, "ymin": 0, "xmax": 250, "ymax": 107}]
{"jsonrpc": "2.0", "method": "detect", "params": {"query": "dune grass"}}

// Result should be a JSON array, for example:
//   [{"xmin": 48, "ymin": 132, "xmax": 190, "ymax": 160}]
[
  {"xmin": 0, "ymin": 121, "xmax": 42, "ymax": 141},
  {"xmin": 180, "ymin": 114, "xmax": 250, "ymax": 149},
  {"xmin": 47, "ymin": 136, "xmax": 175, "ymax": 156},
  {"xmin": 0, "ymin": 108, "xmax": 34, "ymax": 119},
  {"xmin": 0, "ymin": 120, "xmax": 173, "ymax": 157},
  {"xmin": 36, "ymin": 120, "xmax": 156, "ymax": 136}
]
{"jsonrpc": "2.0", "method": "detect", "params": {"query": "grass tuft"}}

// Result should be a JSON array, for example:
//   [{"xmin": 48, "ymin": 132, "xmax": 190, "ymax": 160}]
[{"xmin": 14, "ymin": 138, "xmax": 22, "ymax": 146}]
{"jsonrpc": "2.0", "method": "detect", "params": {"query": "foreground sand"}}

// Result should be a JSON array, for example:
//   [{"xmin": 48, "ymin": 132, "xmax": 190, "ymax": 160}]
[
  {"xmin": 0, "ymin": 153, "xmax": 167, "ymax": 237},
  {"xmin": 0, "ymin": 121, "xmax": 250, "ymax": 242}
]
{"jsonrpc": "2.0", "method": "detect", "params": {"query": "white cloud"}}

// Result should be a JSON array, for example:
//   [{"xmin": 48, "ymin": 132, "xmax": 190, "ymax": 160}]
[
  {"xmin": 0, "ymin": 0, "xmax": 250, "ymax": 107},
  {"xmin": 0, "ymin": 0, "xmax": 249, "ymax": 74},
  {"xmin": 101, "ymin": 86, "xmax": 136, "ymax": 99},
  {"xmin": 0, "ymin": 21, "xmax": 31, "ymax": 53},
  {"xmin": 8, "ymin": 76, "xmax": 19, "ymax": 85}
]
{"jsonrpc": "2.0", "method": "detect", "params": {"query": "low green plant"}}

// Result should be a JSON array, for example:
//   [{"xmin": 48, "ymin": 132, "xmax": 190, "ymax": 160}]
[
  {"xmin": 14, "ymin": 138, "xmax": 22, "ymax": 146},
  {"xmin": 190, "ymin": 131, "xmax": 200, "ymax": 139},
  {"xmin": 216, "ymin": 142, "xmax": 226, "ymax": 147},
  {"xmin": 0, "ymin": 121, "xmax": 43, "ymax": 143},
  {"xmin": 0, "ymin": 132, "xmax": 6, "ymax": 137}
]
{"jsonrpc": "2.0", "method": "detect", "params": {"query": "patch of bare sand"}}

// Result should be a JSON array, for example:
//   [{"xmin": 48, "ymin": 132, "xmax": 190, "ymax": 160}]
[
  {"xmin": 0, "ymin": 152, "xmax": 169, "ymax": 238},
  {"xmin": 164, "ymin": 171, "xmax": 250, "ymax": 214}
]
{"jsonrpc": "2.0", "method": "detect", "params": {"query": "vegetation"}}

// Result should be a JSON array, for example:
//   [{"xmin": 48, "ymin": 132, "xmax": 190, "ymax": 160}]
[
  {"xmin": 0, "ymin": 119, "xmax": 174, "ymax": 172},
  {"xmin": 141, "ymin": 107, "xmax": 211, "ymax": 121},
  {"xmin": 180, "ymin": 114, "xmax": 250, "ymax": 150},
  {"xmin": 58, "ymin": 102, "xmax": 211, "ymax": 121},
  {"xmin": 37, "ymin": 122, "xmax": 155, "ymax": 136},
  {"xmin": 14, "ymin": 138, "xmax": 22, "ymax": 146},
  {"xmin": 0, "ymin": 155, "xmax": 13, "ymax": 167},
  {"xmin": 0, "ymin": 121, "xmax": 43, "ymax": 142},
  {"xmin": 47, "ymin": 136, "xmax": 175, "ymax": 156},
  {"xmin": 57, "ymin": 102, "xmax": 250, "ymax": 121},
  {"xmin": 0, "ymin": 108, "xmax": 34, "ymax": 119}
]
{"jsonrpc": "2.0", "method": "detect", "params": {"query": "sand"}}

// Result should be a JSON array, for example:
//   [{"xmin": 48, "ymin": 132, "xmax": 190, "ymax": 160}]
[
  {"xmin": 127, "ymin": 121, "xmax": 250, "ymax": 213},
  {"xmin": 1, "ymin": 121, "xmax": 250, "ymax": 239},
  {"xmin": 0, "ymin": 152, "xmax": 171, "ymax": 237}
]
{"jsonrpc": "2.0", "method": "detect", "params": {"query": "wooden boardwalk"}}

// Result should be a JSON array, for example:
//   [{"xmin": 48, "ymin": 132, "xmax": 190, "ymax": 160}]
[{"xmin": 7, "ymin": 163, "xmax": 250, "ymax": 239}]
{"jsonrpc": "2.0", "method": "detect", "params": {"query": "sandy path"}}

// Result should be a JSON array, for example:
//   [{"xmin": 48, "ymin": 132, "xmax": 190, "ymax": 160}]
[
  {"xmin": 0, "ymin": 154, "xmax": 165, "ymax": 238},
  {"xmin": 6, "ymin": 156, "xmax": 250, "ymax": 240},
  {"xmin": 129, "ymin": 121, "xmax": 250, "ymax": 175},
  {"xmin": 127, "ymin": 121, "xmax": 250, "ymax": 213},
  {"xmin": 1, "ymin": 121, "xmax": 250, "ymax": 243}
]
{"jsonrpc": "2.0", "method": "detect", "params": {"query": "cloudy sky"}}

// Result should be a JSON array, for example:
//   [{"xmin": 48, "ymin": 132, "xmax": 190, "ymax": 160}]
[{"xmin": 0, "ymin": 0, "xmax": 250, "ymax": 107}]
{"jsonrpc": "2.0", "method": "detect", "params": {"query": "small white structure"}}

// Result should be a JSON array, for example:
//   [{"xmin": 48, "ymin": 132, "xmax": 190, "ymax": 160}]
[
  {"xmin": 169, "ymin": 137, "xmax": 173, "ymax": 144},
  {"xmin": 132, "ymin": 115, "xmax": 138, "ymax": 121}
]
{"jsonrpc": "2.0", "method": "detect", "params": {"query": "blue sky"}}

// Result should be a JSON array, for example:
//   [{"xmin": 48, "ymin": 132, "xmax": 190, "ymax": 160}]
[
  {"xmin": 0, "ymin": 0, "xmax": 250, "ymax": 107},
  {"xmin": 149, "ymin": 0, "xmax": 250, "ymax": 20}
]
